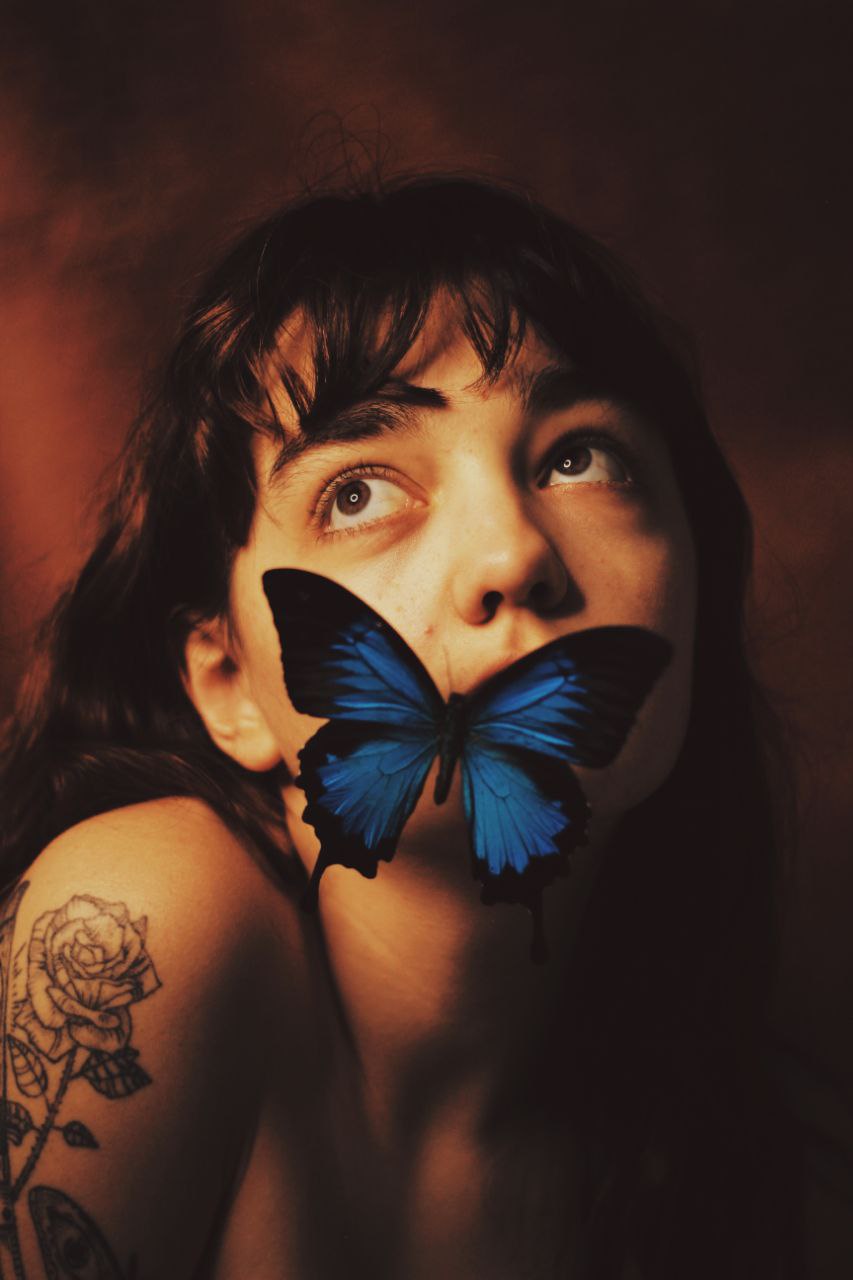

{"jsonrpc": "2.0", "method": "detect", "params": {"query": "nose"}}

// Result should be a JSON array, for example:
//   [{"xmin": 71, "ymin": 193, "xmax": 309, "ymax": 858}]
[{"xmin": 449, "ymin": 490, "xmax": 576, "ymax": 625}]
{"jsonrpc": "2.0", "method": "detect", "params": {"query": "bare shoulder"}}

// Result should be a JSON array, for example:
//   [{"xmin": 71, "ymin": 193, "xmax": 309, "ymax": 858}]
[
  {"xmin": 0, "ymin": 797, "xmax": 304, "ymax": 1278},
  {"xmin": 24, "ymin": 794, "xmax": 287, "ymax": 914},
  {"xmin": 26, "ymin": 796, "xmax": 305, "ymax": 953}
]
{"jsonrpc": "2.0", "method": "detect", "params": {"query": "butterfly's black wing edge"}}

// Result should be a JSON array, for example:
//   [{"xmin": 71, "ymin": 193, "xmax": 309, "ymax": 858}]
[
  {"xmin": 262, "ymin": 567, "xmax": 444, "ymax": 720},
  {"xmin": 296, "ymin": 717, "xmax": 438, "ymax": 909},
  {"xmin": 467, "ymin": 625, "xmax": 673, "ymax": 719}
]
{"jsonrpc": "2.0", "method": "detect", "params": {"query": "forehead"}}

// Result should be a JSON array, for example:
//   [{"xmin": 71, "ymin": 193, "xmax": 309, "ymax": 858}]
[{"xmin": 394, "ymin": 312, "xmax": 559, "ymax": 402}]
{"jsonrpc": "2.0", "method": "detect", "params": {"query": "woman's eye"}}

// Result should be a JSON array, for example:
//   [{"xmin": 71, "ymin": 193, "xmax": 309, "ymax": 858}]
[
  {"xmin": 543, "ymin": 441, "xmax": 629, "ymax": 486},
  {"xmin": 324, "ymin": 475, "xmax": 410, "ymax": 532}
]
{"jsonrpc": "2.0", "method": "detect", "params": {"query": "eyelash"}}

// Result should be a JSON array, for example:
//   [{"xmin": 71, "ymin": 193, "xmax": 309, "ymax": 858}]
[
  {"xmin": 311, "ymin": 462, "xmax": 401, "ymax": 534},
  {"xmin": 309, "ymin": 429, "xmax": 638, "ymax": 534}
]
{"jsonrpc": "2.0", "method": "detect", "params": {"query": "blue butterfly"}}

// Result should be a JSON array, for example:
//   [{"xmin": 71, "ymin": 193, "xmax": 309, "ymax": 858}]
[{"xmin": 262, "ymin": 569, "xmax": 672, "ymax": 960}]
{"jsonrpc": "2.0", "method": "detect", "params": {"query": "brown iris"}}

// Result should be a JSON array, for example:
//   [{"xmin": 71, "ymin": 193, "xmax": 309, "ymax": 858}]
[
  {"xmin": 554, "ymin": 444, "xmax": 592, "ymax": 476},
  {"xmin": 335, "ymin": 479, "xmax": 371, "ymax": 516}
]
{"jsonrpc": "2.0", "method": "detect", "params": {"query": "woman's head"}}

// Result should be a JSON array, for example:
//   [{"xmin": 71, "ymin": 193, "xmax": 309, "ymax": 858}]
[
  {"xmin": 154, "ymin": 180, "xmax": 737, "ymax": 845},
  {"xmin": 169, "ymin": 179, "xmax": 746, "ymax": 886}
]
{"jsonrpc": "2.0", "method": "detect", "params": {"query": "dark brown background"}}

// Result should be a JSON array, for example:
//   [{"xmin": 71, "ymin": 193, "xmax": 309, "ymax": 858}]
[{"xmin": 1, "ymin": 1, "xmax": 851, "ymax": 1080}]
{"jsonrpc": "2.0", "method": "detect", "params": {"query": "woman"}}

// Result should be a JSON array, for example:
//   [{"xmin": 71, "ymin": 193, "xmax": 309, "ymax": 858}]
[{"xmin": 0, "ymin": 175, "xmax": 803, "ymax": 1278}]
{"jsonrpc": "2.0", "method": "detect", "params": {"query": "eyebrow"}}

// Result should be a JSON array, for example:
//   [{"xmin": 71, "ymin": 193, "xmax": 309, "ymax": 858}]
[
  {"xmin": 512, "ymin": 362, "xmax": 639, "ymax": 419},
  {"xmin": 267, "ymin": 380, "xmax": 447, "ymax": 487},
  {"xmin": 267, "ymin": 362, "xmax": 640, "ymax": 489}
]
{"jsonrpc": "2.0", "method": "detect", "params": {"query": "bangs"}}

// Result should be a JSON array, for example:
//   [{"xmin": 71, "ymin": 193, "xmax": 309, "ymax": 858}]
[
  {"xmin": 193, "ymin": 177, "xmax": 696, "ymax": 451},
  {"xmin": 271, "ymin": 270, "xmax": 529, "ymax": 442}
]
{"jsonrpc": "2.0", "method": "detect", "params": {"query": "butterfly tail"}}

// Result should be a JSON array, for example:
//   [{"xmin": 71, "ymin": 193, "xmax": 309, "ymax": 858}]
[
  {"xmin": 296, "ymin": 718, "xmax": 438, "ymax": 903},
  {"xmin": 461, "ymin": 739, "xmax": 590, "ymax": 961}
]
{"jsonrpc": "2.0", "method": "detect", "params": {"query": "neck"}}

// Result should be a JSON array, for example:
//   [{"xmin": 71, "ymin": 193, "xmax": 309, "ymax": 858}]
[{"xmin": 284, "ymin": 778, "xmax": 615, "ymax": 1151}]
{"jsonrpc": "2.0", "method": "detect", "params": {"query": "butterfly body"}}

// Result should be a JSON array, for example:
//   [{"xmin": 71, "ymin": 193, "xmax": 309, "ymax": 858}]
[
  {"xmin": 433, "ymin": 692, "xmax": 466, "ymax": 804},
  {"xmin": 263, "ymin": 568, "xmax": 672, "ymax": 959}
]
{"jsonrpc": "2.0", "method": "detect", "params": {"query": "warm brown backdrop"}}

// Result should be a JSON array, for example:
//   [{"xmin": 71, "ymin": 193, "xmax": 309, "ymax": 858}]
[{"xmin": 1, "ymin": 1, "xmax": 851, "ymax": 1077}]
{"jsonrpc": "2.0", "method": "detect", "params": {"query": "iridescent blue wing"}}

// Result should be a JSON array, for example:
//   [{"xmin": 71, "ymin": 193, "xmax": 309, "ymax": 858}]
[
  {"xmin": 460, "ymin": 737, "xmax": 589, "ymax": 892},
  {"xmin": 262, "ymin": 569, "xmax": 444, "ymax": 894},
  {"xmin": 297, "ymin": 719, "xmax": 438, "ymax": 894},
  {"xmin": 465, "ymin": 625, "xmax": 673, "ymax": 766},
  {"xmin": 459, "ymin": 626, "xmax": 672, "ymax": 956},
  {"xmin": 262, "ymin": 569, "xmax": 444, "ymax": 726}
]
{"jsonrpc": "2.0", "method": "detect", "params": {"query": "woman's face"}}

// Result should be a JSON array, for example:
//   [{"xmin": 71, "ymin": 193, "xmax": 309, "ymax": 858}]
[{"xmin": 227, "ymin": 302, "xmax": 697, "ymax": 880}]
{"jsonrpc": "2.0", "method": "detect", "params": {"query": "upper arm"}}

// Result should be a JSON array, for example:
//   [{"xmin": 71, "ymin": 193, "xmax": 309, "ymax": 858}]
[{"xmin": 0, "ymin": 799, "xmax": 276, "ymax": 1280}]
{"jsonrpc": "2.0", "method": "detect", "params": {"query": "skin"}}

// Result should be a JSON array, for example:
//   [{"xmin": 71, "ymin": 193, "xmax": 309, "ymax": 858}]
[{"xmin": 186, "ymin": 298, "xmax": 697, "ymax": 1268}]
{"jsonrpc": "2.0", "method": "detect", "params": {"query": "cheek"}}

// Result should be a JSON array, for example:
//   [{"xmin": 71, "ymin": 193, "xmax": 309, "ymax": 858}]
[
  {"xmin": 574, "ymin": 522, "xmax": 697, "ymax": 819},
  {"xmin": 249, "ymin": 652, "xmax": 316, "ymax": 779},
  {"xmin": 549, "ymin": 486, "xmax": 692, "ymax": 625}
]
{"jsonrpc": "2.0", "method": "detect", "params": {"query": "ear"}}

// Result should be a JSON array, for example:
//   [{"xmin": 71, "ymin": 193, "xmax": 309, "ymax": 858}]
[{"xmin": 182, "ymin": 619, "xmax": 282, "ymax": 773}]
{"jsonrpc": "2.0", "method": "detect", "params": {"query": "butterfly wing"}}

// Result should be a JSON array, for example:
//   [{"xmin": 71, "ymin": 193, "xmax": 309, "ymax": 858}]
[
  {"xmin": 460, "ymin": 737, "xmax": 589, "ymax": 892},
  {"xmin": 297, "ymin": 719, "xmax": 438, "ymax": 895},
  {"xmin": 262, "ymin": 569, "xmax": 444, "ymax": 892},
  {"xmin": 262, "ymin": 568, "xmax": 444, "ymax": 726},
  {"xmin": 459, "ymin": 626, "xmax": 672, "ymax": 929},
  {"xmin": 466, "ymin": 625, "xmax": 673, "ymax": 767}
]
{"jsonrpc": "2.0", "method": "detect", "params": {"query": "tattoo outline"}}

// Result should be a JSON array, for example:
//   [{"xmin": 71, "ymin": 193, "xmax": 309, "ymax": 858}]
[{"xmin": 0, "ymin": 883, "xmax": 160, "ymax": 1279}]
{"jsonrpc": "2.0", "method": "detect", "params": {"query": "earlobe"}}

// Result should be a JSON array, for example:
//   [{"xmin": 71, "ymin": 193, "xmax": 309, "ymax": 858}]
[{"xmin": 182, "ymin": 622, "xmax": 282, "ymax": 773}]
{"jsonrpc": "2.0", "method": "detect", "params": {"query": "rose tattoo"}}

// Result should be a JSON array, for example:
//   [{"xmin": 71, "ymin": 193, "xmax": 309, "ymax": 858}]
[
  {"xmin": 12, "ymin": 894, "xmax": 161, "ymax": 1061},
  {"xmin": 0, "ymin": 885, "xmax": 159, "ymax": 1277}
]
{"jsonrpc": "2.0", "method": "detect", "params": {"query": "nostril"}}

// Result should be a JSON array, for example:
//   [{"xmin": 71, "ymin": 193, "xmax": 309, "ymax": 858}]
[
  {"xmin": 481, "ymin": 590, "xmax": 502, "ymax": 621},
  {"xmin": 530, "ymin": 579, "xmax": 559, "ymax": 612}
]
